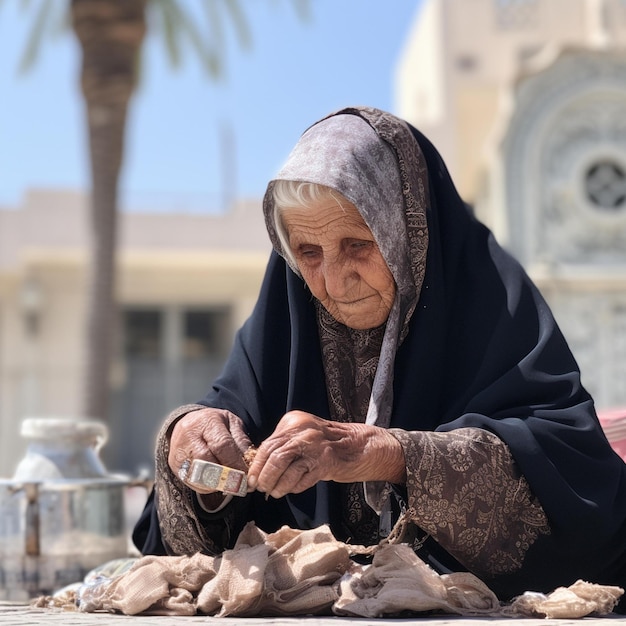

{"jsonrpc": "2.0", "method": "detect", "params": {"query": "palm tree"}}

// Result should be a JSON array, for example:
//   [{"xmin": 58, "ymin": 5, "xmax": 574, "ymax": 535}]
[
  {"xmin": 71, "ymin": 0, "xmax": 147, "ymax": 423},
  {"xmin": 11, "ymin": 0, "xmax": 308, "ymax": 422}
]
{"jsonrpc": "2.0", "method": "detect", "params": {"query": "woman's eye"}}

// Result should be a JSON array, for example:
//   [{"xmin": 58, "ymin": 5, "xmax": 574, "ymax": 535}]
[
  {"xmin": 297, "ymin": 246, "xmax": 321, "ymax": 260},
  {"xmin": 347, "ymin": 240, "xmax": 372, "ymax": 253}
]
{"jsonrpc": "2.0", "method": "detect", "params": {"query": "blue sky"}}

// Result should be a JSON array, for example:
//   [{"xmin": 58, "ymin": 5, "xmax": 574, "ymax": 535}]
[{"xmin": 0, "ymin": 1, "xmax": 423, "ymax": 211}]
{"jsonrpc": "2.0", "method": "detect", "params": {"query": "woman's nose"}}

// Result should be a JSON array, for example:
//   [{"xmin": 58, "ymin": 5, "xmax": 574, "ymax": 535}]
[{"xmin": 322, "ymin": 258, "xmax": 353, "ymax": 298}]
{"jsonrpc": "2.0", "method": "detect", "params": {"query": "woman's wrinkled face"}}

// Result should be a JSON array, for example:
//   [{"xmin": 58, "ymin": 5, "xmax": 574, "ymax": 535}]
[{"xmin": 281, "ymin": 197, "xmax": 395, "ymax": 330}]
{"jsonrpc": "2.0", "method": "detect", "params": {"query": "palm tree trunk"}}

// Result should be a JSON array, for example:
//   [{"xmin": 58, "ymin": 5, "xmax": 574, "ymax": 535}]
[{"xmin": 71, "ymin": 0, "xmax": 146, "ymax": 420}]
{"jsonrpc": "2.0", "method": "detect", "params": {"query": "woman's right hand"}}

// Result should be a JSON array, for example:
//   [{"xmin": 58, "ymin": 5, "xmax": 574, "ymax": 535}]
[{"xmin": 167, "ymin": 408, "xmax": 252, "ymax": 493}]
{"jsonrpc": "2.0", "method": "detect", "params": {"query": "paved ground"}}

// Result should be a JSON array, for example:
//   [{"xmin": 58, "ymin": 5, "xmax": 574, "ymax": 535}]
[{"xmin": 0, "ymin": 602, "xmax": 624, "ymax": 625}]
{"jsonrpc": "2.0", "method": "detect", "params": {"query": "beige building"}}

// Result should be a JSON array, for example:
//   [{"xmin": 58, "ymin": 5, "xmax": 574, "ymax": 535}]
[
  {"xmin": 0, "ymin": 190, "xmax": 271, "ymax": 477},
  {"xmin": 396, "ymin": 0, "xmax": 626, "ymax": 410}
]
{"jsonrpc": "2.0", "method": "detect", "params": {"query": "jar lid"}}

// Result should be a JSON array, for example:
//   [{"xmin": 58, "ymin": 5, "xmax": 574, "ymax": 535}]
[{"xmin": 20, "ymin": 418, "xmax": 108, "ymax": 445}]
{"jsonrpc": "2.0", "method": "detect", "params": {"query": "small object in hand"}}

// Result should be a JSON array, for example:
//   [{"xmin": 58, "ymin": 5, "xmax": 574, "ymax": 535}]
[
  {"xmin": 184, "ymin": 459, "xmax": 248, "ymax": 497},
  {"xmin": 243, "ymin": 445, "xmax": 257, "ymax": 467}
]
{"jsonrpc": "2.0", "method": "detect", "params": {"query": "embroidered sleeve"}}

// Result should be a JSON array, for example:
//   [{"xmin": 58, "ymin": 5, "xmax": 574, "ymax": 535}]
[
  {"xmin": 388, "ymin": 427, "xmax": 551, "ymax": 578},
  {"xmin": 154, "ymin": 404, "xmax": 236, "ymax": 556}
]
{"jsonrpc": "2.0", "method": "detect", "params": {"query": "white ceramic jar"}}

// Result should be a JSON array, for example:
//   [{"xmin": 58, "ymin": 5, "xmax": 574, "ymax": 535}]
[{"xmin": 13, "ymin": 418, "xmax": 109, "ymax": 480}]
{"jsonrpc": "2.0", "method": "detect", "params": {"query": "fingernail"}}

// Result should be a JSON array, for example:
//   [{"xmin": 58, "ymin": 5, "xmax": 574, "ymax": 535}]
[{"xmin": 247, "ymin": 475, "xmax": 257, "ymax": 491}]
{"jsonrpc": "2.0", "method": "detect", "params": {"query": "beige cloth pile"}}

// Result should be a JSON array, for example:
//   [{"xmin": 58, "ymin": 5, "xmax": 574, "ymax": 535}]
[{"xmin": 45, "ymin": 521, "xmax": 622, "ymax": 618}]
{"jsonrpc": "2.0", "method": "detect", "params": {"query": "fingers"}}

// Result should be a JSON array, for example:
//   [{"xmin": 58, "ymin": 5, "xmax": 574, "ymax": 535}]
[
  {"xmin": 247, "ymin": 411, "xmax": 397, "ymax": 497},
  {"xmin": 228, "ymin": 413, "xmax": 256, "ymax": 461},
  {"xmin": 246, "ymin": 419, "xmax": 293, "ymax": 493},
  {"xmin": 247, "ymin": 411, "xmax": 333, "ymax": 497},
  {"xmin": 248, "ymin": 442, "xmax": 319, "ymax": 498},
  {"xmin": 204, "ymin": 412, "xmax": 251, "ymax": 471},
  {"xmin": 167, "ymin": 408, "xmax": 252, "ymax": 488}
]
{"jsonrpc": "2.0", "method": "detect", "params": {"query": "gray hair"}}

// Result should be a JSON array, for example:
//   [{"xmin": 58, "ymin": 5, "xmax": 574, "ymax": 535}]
[{"xmin": 271, "ymin": 180, "xmax": 347, "ymax": 268}]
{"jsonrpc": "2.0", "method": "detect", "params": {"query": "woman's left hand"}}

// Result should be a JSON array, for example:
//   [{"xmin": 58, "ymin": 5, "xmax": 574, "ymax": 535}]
[{"xmin": 246, "ymin": 410, "xmax": 406, "ymax": 499}]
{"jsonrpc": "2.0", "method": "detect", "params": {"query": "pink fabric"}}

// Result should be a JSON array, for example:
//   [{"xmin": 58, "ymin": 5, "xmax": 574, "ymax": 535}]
[{"xmin": 598, "ymin": 407, "xmax": 626, "ymax": 462}]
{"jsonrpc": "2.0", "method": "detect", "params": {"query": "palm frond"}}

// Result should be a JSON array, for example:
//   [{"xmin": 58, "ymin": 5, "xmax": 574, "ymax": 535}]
[
  {"xmin": 50, "ymin": 0, "xmax": 71, "ymax": 38},
  {"xmin": 173, "ymin": 1, "xmax": 222, "ymax": 77},
  {"xmin": 147, "ymin": 0, "xmax": 311, "ymax": 82},
  {"xmin": 12, "ymin": 0, "xmax": 310, "ymax": 80},
  {"xmin": 290, "ymin": 0, "xmax": 311, "ymax": 21},
  {"xmin": 18, "ymin": 0, "xmax": 57, "ymax": 73},
  {"xmin": 267, "ymin": 0, "xmax": 311, "ymax": 20},
  {"xmin": 149, "ymin": 0, "xmax": 222, "ymax": 77},
  {"xmin": 151, "ymin": 0, "xmax": 183, "ymax": 67},
  {"xmin": 203, "ymin": 0, "xmax": 225, "ymax": 50},
  {"xmin": 221, "ymin": 0, "xmax": 252, "ymax": 50}
]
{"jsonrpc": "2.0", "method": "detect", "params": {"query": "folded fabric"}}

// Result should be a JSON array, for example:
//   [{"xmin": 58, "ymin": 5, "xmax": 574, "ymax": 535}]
[
  {"xmin": 38, "ymin": 520, "xmax": 623, "ymax": 619},
  {"xmin": 505, "ymin": 580, "xmax": 624, "ymax": 619}
]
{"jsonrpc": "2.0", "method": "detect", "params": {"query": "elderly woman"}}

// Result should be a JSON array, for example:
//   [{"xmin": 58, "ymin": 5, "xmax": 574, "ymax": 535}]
[{"xmin": 134, "ymin": 106, "xmax": 626, "ymax": 606}]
